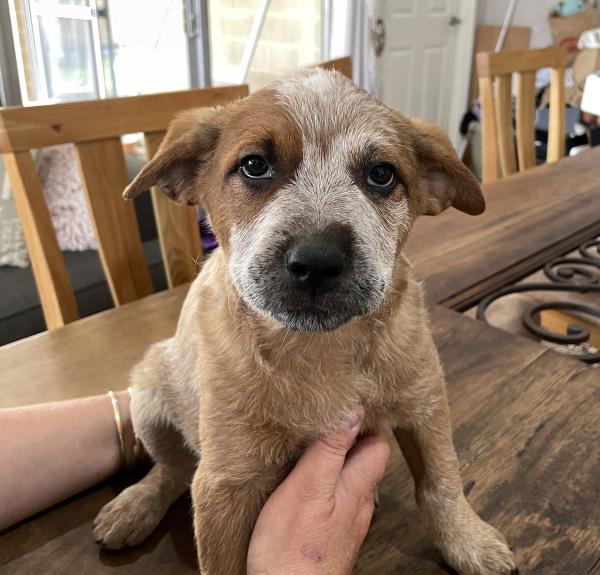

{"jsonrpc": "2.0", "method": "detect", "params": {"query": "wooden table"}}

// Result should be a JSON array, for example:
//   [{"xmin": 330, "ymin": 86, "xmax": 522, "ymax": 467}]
[
  {"xmin": 2, "ymin": 152, "xmax": 600, "ymax": 574},
  {"xmin": 1, "ymin": 294, "xmax": 598, "ymax": 575}
]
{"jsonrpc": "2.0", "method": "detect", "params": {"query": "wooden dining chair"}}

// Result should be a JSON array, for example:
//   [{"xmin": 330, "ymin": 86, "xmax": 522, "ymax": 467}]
[
  {"xmin": 476, "ymin": 47, "xmax": 568, "ymax": 184},
  {"xmin": 0, "ymin": 85, "xmax": 248, "ymax": 331}
]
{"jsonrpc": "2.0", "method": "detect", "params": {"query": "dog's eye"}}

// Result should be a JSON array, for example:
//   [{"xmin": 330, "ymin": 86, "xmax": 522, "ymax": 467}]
[
  {"xmin": 240, "ymin": 156, "xmax": 271, "ymax": 179},
  {"xmin": 367, "ymin": 163, "xmax": 395, "ymax": 188}
]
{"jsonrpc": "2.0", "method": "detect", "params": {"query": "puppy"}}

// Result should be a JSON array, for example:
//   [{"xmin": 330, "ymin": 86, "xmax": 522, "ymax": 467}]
[{"xmin": 93, "ymin": 68, "xmax": 516, "ymax": 575}]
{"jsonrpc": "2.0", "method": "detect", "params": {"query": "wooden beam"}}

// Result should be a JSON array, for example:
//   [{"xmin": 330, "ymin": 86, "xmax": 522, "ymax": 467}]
[
  {"xmin": 4, "ymin": 151, "xmax": 79, "ymax": 329},
  {"xmin": 479, "ymin": 76, "xmax": 500, "ymax": 183},
  {"xmin": 515, "ymin": 71, "xmax": 537, "ymax": 171},
  {"xmin": 477, "ymin": 47, "xmax": 567, "ymax": 77},
  {"xmin": 75, "ymin": 138, "xmax": 153, "ymax": 305},
  {"xmin": 495, "ymin": 74, "xmax": 518, "ymax": 177},
  {"xmin": 547, "ymin": 66, "xmax": 566, "ymax": 164},
  {"xmin": 0, "ymin": 85, "xmax": 249, "ymax": 153}
]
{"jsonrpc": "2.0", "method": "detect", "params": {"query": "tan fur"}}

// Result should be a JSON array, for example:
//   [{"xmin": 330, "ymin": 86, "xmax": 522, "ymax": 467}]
[{"xmin": 94, "ymin": 69, "xmax": 515, "ymax": 575}]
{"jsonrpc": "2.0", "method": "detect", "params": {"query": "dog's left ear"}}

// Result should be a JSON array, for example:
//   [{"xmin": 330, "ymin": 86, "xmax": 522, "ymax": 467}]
[{"xmin": 410, "ymin": 118, "xmax": 485, "ymax": 216}]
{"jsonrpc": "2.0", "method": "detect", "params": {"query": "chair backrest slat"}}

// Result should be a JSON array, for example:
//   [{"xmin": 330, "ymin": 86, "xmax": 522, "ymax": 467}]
[
  {"xmin": 495, "ymin": 74, "xmax": 518, "ymax": 177},
  {"xmin": 479, "ymin": 75, "xmax": 500, "ymax": 183},
  {"xmin": 547, "ymin": 67, "xmax": 566, "ymax": 163},
  {"xmin": 4, "ymin": 151, "xmax": 79, "ymax": 328},
  {"xmin": 515, "ymin": 70, "xmax": 537, "ymax": 171},
  {"xmin": 144, "ymin": 130, "xmax": 203, "ymax": 288},
  {"xmin": 75, "ymin": 137, "xmax": 154, "ymax": 305},
  {"xmin": 0, "ymin": 84, "xmax": 248, "ymax": 330},
  {"xmin": 477, "ymin": 47, "xmax": 567, "ymax": 183}
]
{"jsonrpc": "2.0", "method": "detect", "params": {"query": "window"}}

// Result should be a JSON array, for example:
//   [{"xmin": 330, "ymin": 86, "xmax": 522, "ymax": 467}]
[
  {"xmin": 9, "ymin": 0, "xmax": 189, "ymax": 104},
  {"xmin": 208, "ymin": 0, "xmax": 322, "ymax": 91}
]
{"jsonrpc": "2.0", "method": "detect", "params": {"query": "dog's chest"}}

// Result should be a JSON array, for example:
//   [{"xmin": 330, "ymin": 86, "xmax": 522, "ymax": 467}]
[{"xmin": 236, "ymin": 330, "xmax": 417, "ymax": 433}]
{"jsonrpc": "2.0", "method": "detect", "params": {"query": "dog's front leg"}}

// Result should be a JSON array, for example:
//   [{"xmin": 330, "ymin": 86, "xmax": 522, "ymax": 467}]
[
  {"xmin": 393, "ymin": 390, "xmax": 517, "ymax": 575},
  {"xmin": 191, "ymin": 444, "xmax": 286, "ymax": 575}
]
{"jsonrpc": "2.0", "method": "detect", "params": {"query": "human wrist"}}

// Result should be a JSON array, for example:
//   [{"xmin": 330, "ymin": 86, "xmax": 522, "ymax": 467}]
[
  {"xmin": 248, "ymin": 550, "xmax": 351, "ymax": 575},
  {"xmin": 248, "ymin": 564, "xmax": 318, "ymax": 575}
]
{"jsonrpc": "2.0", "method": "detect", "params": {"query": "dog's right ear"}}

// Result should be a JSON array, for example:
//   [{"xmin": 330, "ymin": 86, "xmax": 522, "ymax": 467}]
[
  {"xmin": 123, "ymin": 106, "xmax": 227, "ymax": 206},
  {"xmin": 409, "ymin": 118, "xmax": 485, "ymax": 217}
]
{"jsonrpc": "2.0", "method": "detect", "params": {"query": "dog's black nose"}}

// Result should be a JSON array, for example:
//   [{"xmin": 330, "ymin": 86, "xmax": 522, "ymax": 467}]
[{"xmin": 286, "ymin": 239, "xmax": 346, "ymax": 297}]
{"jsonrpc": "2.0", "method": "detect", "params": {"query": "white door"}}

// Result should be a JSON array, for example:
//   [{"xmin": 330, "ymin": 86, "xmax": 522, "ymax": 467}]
[{"xmin": 375, "ymin": 0, "xmax": 475, "ymax": 147}]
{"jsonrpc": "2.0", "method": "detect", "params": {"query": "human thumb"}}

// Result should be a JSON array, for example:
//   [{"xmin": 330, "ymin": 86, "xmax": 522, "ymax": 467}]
[{"xmin": 290, "ymin": 405, "xmax": 365, "ymax": 496}]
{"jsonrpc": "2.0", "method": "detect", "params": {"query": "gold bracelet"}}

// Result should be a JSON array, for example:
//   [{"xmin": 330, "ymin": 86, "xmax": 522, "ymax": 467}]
[
  {"xmin": 127, "ymin": 387, "xmax": 146, "ymax": 466},
  {"xmin": 108, "ymin": 390, "xmax": 126, "ymax": 470}
]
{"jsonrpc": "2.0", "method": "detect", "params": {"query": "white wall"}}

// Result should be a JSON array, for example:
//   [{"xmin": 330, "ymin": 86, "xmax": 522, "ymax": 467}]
[{"xmin": 476, "ymin": 0, "xmax": 600, "ymax": 48}]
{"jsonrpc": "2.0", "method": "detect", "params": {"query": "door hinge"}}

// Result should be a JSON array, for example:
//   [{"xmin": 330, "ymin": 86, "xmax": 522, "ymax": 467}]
[{"xmin": 371, "ymin": 19, "xmax": 385, "ymax": 56}]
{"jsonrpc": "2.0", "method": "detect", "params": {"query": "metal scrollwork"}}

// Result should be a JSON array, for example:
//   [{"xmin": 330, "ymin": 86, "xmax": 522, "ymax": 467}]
[
  {"xmin": 476, "ymin": 239, "xmax": 600, "ymax": 364},
  {"xmin": 579, "ymin": 238, "xmax": 600, "ymax": 261}
]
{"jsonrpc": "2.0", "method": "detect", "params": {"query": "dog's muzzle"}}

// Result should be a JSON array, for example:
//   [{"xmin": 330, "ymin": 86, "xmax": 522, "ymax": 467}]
[{"xmin": 240, "ymin": 226, "xmax": 384, "ymax": 333}]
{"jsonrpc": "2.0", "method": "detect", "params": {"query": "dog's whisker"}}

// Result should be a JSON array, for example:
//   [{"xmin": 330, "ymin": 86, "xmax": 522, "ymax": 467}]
[
  {"xmin": 303, "ymin": 332, "xmax": 315, "ymax": 355},
  {"xmin": 276, "ymin": 328, "xmax": 290, "ymax": 356},
  {"xmin": 191, "ymin": 253, "xmax": 203, "ymax": 272}
]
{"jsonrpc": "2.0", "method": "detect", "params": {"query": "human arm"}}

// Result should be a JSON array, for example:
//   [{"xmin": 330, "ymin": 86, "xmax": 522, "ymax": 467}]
[{"xmin": 0, "ymin": 391, "xmax": 135, "ymax": 531}]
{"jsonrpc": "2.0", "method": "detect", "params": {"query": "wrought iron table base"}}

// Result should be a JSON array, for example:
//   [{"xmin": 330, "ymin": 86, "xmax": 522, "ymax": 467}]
[{"xmin": 476, "ymin": 239, "xmax": 600, "ymax": 364}]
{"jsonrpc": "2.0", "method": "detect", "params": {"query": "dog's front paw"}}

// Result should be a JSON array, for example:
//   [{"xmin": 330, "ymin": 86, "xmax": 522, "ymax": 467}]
[
  {"xmin": 436, "ymin": 507, "xmax": 517, "ymax": 575},
  {"xmin": 93, "ymin": 483, "xmax": 168, "ymax": 550}
]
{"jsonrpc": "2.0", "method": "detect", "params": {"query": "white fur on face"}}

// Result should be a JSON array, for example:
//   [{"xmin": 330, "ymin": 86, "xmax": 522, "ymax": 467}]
[{"xmin": 228, "ymin": 69, "xmax": 413, "ymax": 331}]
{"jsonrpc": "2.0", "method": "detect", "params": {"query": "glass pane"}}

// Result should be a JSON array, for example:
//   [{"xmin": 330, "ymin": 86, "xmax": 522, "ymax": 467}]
[
  {"xmin": 97, "ymin": 13, "xmax": 116, "ymax": 97},
  {"xmin": 35, "ymin": 0, "xmax": 91, "ymax": 6},
  {"xmin": 37, "ymin": 15, "xmax": 99, "ymax": 101},
  {"xmin": 107, "ymin": 0, "xmax": 188, "ymax": 96},
  {"xmin": 209, "ymin": 0, "xmax": 321, "ymax": 91}
]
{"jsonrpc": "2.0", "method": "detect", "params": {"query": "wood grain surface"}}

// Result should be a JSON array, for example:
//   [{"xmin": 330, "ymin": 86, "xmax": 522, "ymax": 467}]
[
  {"xmin": 495, "ymin": 73, "xmax": 518, "ymax": 177},
  {"xmin": 479, "ymin": 74, "xmax": 501, "ymax": 183},
  {"xmin": 476, "ymin": 47, "xmax": 567, "ymax": 78},
  {"xmin": 515, "ymin": 70, "xmax": 537, "ymax": 172},
  {"xmin": 547, "ymin": 66, "xmax": 566, "ymax": 165},
  {"xmin": 3, "ymin": 151, "xmax": 79, "ymax": 329},
  {"xmin": 0, "ymin": 86, "xmax": 249, "ymax": 153},
  {"xmin": 0, "ymin": 286, "xmax": 187, "ymax": 409},
  {"xmin": 406, "ymin": 148, "xmax": 600, "ymax": 310},
  {"xmin": 1, "ymin": 304, "xmax": 598, "ymax": 574},
  {"xmin": 75, "ymin": 138, "xmax": 154, "ymax": 306}
]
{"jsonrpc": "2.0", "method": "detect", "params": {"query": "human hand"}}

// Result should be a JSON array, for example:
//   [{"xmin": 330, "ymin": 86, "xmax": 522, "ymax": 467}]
[{"xmin": 247, "ymin": 406, "xmax": 390, "ymax": 575}]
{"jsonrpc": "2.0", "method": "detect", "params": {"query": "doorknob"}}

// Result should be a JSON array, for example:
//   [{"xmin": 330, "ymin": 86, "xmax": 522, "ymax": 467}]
[
  {"xmin": 449, "ymin": 15, "xmax": 462, "ymax": 26},
  {"xmin": 371, "ymin": 19, "xmax": 385, "ymax": 56}
]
